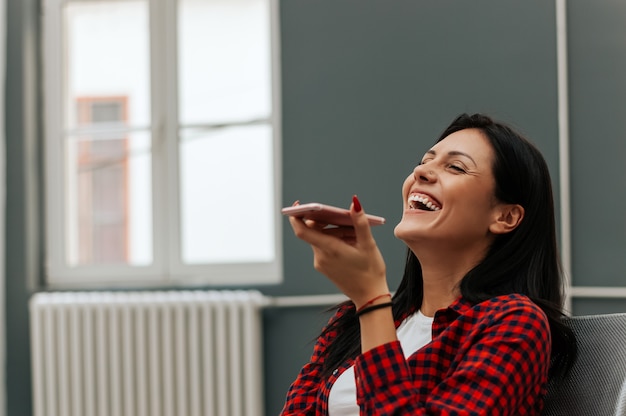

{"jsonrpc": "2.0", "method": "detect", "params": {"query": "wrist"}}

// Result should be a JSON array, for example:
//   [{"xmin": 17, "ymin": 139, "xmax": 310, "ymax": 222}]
[
  {"xmin": 355, "ymin": 301, "xmax": 393, "ymax": 318},
  {"xmin": 354, "ymin": 292, "xmax": 392, "ymax": 313}
]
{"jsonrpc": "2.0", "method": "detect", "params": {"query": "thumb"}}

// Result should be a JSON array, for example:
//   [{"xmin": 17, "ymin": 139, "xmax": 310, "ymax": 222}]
[{"xmin": 350, "ymin": 195, "xmax": 375, "ymax": 246}]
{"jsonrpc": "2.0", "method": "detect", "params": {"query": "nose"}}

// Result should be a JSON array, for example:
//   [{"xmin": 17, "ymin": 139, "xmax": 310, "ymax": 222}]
[{"xmin": 413, "ymin": 164, "xmax": 436, "ymax": 182}]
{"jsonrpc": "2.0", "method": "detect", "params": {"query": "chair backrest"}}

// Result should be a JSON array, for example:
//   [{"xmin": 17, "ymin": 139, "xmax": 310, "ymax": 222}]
[{"xmin": 543, "ymin": 313, "xmax": 626, "ymax": 416}]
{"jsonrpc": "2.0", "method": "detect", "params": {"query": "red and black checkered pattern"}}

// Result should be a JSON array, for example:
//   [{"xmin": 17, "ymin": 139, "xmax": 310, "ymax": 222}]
[{"xmin": 281, "ymin": 293, "xmax": 550, "ymax": 415}]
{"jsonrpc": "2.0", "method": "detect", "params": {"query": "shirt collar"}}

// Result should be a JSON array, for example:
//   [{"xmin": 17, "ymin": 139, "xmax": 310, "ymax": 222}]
[
  {"xmin": 432, "ymin": 296, "xmax": 475, "ymax": 323},
  {"xmin": 396, "ymin": 296, "xmax": 475, "ymax": 325},
  {"xmin": 446, "ymin": 296, "xmax": 475, "ymax": 314}
]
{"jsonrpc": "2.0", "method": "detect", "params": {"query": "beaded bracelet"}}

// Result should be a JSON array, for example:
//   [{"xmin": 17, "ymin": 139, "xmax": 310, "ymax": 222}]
[
  {"xmin": 355, "ymin": 293, "xmax": 392, "ymax": 314},
  {"xmin": 355, "ymin": 301, "xmax": 393, "ymax": 318}
]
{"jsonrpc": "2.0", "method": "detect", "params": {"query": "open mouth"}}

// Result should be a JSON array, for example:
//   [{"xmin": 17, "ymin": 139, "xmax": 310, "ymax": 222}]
[{"xmin": 408, "ymin": 193, "xmax": 441, "ymax": 211}]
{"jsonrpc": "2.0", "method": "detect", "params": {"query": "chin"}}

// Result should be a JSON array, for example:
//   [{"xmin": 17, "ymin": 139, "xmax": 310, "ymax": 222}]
[
  {"xmin": 394, "ymin": 220, "xmax": 414, "ymax": 241},
  {"xmin": 394, "ymin": 216, "xmax": 431, "ymax": 243}
]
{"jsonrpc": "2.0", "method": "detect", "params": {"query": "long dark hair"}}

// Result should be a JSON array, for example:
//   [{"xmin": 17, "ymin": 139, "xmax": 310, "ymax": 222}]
[{"xmin": 319, "ymin": 113, "xmax": 577, "ymax": 379}]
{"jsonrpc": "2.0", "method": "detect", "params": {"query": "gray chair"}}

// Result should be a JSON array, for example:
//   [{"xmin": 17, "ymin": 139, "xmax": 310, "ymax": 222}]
[{"xmin": 543, "ymin": 313, "xmax": 626, "ymax": 416}]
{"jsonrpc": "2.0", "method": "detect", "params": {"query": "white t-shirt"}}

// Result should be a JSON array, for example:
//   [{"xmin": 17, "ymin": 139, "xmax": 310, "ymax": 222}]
[{"xmin": 327, "ymin": 311, "xmax": 434, "ymax": 416}]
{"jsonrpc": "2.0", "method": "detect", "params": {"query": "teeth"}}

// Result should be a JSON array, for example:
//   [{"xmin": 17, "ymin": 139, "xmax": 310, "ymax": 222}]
[{"xmin": 408, "ymin": 194, "xmax": 441, "ymax": 211}]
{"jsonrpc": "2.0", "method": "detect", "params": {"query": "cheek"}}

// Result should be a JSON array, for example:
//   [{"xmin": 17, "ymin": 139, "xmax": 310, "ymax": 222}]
[{"xmin": 453, "ymin": 191, "xmax": 496, "ymax": 223}]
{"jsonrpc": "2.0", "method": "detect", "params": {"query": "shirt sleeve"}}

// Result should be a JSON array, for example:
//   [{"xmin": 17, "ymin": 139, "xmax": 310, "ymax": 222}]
[
  {"xmin": 280, "ymin": 306, "xmax": 347, "ymax": 415},
  {"xmin": 354, "ymin": 303, "xmax": 551, "ymax": 415}
]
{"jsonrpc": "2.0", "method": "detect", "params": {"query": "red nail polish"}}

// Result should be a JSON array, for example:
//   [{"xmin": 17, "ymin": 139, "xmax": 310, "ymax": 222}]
[{"xmin": 352, "ymin": 195, "xmax": 362, "ymax": 212}]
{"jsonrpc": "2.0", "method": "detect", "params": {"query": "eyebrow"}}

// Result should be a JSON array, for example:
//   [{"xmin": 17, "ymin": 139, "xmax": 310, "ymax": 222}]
[{"xmin": 425, "ymin": 149, "xmax": 477, "ymax": 166}]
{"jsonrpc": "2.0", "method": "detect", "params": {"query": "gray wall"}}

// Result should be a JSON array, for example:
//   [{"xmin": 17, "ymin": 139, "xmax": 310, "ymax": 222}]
[
  {"xmin": 568, "ymin": 0, "xmax": 626, "ymax": 314},
  {"xmin": 569, "ymin": 1, "xmax": 626, "ymax": 278},
  {"xmin": 6, "ymin": 0, "xmax": 41, "ymax": 415},
  {"xmin": 5, "ymin": 1, "xmax": 626, "ymax": 415}
]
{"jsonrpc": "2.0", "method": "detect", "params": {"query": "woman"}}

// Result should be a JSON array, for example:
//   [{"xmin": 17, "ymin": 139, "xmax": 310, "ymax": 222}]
[{"xmin": 281, "ymin": 113, "xmax": 576, "ymax": 415}]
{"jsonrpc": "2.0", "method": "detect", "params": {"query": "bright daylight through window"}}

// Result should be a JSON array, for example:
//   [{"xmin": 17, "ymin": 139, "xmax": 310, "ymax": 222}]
[{"xmin": 43, "ymin": 0, "xmax": 282, "ymax": 286}]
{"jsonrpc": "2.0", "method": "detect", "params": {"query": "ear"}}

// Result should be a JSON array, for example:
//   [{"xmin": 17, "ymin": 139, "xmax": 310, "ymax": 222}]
[{"xmin": 489, "ymin": 204, "xmax": 524, "ymax": 235}]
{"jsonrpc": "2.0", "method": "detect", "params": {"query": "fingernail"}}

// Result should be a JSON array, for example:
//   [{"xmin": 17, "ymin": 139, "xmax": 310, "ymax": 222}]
[
  {"xmin": 292, "ymin": 200, "xmax": 300, "ymax": 206},
  {"xmin": 352, "ymin": 195, "xmax": 362, "ymax": 212}
]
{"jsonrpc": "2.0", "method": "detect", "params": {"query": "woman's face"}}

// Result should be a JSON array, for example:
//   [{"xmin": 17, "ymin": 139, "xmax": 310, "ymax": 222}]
[{"xmin": 394, "ymin": 128, "xmax": 501, "ymax": 252}]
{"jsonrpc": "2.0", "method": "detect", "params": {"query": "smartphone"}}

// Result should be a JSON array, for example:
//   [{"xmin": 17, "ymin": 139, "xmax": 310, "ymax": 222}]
[{"xmin": 281, "ymin": 203, "xmax": 386, "ymax": 227}]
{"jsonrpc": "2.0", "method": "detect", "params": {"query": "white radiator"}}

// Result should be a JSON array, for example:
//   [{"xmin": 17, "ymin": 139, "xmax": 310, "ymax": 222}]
[{"xmin": 29, "ymin": 290, "xmax": 267, "ymax": 416}]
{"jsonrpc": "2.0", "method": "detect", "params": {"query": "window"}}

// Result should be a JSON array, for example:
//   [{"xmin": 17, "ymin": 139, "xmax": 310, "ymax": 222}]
[{"xmin": 43, "ymin": 0, "xmax": 282, "ymax": 286}]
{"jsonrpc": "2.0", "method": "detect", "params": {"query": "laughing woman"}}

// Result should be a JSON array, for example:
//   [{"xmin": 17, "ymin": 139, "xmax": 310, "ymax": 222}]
[{"xmin": 281, "ymin": 113, "xmax": 576, "ymax": 415}]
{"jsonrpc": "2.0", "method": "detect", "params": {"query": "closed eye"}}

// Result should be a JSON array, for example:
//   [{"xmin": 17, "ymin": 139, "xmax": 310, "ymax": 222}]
[{"xmin": 448, "ymin": 164, "xmax": 466, "ymax": 173}]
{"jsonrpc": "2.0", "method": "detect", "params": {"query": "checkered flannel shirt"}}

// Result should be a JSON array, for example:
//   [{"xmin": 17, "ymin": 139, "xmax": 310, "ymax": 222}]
[{"xmin": 281, "ymin": 293, "xmax": 551, "ymax": 415}]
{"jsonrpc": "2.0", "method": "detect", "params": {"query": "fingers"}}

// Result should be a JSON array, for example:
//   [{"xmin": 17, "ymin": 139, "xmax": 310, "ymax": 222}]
[
  {"xmin": 350, "ymin": 195, "xmax": 376, "ymax": 249},
  {"xmin": 287, "ymin": 200, "xmax": 327, "ymax": 244},
  {"xmin": 322, "ymin": 226, "xmax": 357, "ymax": 246},
  {"xmin": 287, "ymin": 197, "xmax": 374, "ymax": 249},
  {"xmin": 288, "ymin": 214, "xmax": 338, "ymax": 247}
]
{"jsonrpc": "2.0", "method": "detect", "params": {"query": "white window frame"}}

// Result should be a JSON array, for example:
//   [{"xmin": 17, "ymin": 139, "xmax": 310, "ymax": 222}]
[{"xmin": 42, "ymin": 0, "xmax": 283, "ymax": 288}]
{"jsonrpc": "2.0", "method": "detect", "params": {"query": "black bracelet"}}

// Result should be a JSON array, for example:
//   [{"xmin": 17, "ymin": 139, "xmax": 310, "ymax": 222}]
[{"xmin": 355, "ymin": 301, "xmax": 393, "ymax": 318}]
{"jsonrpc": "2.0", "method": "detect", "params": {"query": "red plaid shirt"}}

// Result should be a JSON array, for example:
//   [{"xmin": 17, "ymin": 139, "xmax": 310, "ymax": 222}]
[{"xmin": 281, "ymin": 293, "xmax": 551, "ymax": 415}]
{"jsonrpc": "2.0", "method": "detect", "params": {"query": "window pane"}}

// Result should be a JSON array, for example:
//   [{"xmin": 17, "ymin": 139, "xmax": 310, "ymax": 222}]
[
  {"xmin": 179, "ymin": 125, "xmax": 275, "ymax": 264},
  {"xmin": 66, "ymin": 131, "xmax": 153, "ymax": 266},
  {"xmin": 178, "ymin": 0, "xmax": 272, "ymax": 124},
  {"xmin": 65, "ymin": 0, "xmax": 150, "ymax": 129}
]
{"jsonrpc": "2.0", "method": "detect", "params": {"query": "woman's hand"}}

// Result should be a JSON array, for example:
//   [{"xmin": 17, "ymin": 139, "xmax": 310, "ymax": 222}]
[{"xmin": 288, "ymin": 196, "xmax": 389, "ymax": 309}]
